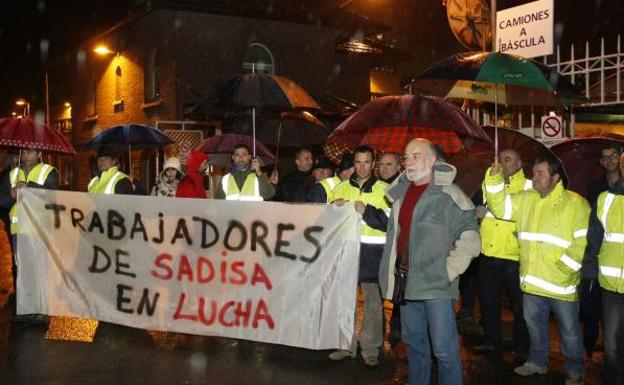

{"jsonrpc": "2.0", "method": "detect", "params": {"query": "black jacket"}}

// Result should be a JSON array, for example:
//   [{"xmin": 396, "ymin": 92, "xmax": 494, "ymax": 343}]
[{"xmin": 276, "ymin": 170, "xmax": 314, "ymax": 202}]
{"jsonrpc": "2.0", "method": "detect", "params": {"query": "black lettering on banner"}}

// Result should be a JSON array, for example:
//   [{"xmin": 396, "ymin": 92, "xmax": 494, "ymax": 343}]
[
  {"xmin": 137, "ymin": 288, "xmax": 160, "ymax": 316},
  {"xmin": 274, "ymin": 223, "xmax": 296, "ymax": 260},
  {"xmin": 130, "ymin": 213, "xmax": 148, "ymax": 241},
  {"xmin": 88, "ymin": 211, "xmax": 105, "ymax": 234},
  {"xmin": 251, "ymin": 220, "xmax": 271, "ymax": 256},
  {"xmin": 71, "ymin": 208, "xmax": 85, "ymax": 230},
  {"xmin": 108, "ymin": 210, "xmax": 126, "ymax": 240},
  {"xmin": 44, "ymin": 204, "xmax": 66, "ymax": 228},
  {"xmin": 300, "ymin": 226, "xmax": 324, "ymax": 263},
  {"xmin": 192, "ymin": 216, "xmax": 219, "ymax": 248},
  {"xmin": 171, "ymin": 218, "xmax": 192, "ymax": 245},
  {"xmin": 152, "ymin": 213, "xmax": 165, "ymax": 244},
  {"xmin": 115, "ymin": 249, "xmax": 136, "ymax": 278},
  {"xmin": 89, "ymin": 245, "xmax": 111, "ymax": 273},
  {"xmin": 224, "ymin": 220, "xmax": 247, "ymax": 251},
  {"xmin": 116, "ymin": 284, "xmax": 134, "ymax": 314}
]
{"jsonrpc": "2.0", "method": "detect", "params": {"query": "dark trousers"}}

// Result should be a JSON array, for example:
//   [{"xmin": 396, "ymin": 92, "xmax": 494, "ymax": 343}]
[
  {"xmin": 579, "ymin": 282, "xmax": 601, "ymax": 357},
  {"xmin": 458, "ymin": 255, "xmax": 479, "ymax": 318},
  {"xmin": 478, "ymin": 256, "xmax": 528, "ymax": 352},
  {"xmin": 602, "ymin": 289, "xmax": 624, "ymax": 385}
]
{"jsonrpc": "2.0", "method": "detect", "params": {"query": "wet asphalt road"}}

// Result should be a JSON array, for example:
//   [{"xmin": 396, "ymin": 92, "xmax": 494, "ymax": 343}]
[{"xmin": 0, "ymin": 297, "xmax": 605, "ymax": 385}]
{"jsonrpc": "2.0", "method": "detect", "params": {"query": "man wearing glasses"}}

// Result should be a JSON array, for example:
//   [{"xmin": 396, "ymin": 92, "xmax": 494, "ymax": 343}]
[{"xmin": 583, "ymin": 144, "xmax": 622, "ymax": 362}]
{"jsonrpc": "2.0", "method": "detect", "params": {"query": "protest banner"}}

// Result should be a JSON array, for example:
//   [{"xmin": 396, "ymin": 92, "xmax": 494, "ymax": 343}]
[{"xmin": 16, "ymin": 189, "xmax": 361, "ymax": 350}]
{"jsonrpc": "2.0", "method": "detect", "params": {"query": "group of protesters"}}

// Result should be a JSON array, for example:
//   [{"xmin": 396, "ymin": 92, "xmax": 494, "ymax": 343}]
[{"xmin": 1, "ymin": 136, "xmax": 623, "ymax": 385}]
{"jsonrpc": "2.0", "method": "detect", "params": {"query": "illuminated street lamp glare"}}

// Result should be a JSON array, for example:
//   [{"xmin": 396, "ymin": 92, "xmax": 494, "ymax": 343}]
[{"xmin": 94, "ymin": 45, "xmax": 115, "ymax": 55}]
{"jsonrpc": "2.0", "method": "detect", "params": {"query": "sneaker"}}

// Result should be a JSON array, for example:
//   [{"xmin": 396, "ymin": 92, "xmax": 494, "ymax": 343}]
[
  {"xmin": 328, "ymin": 349, "xmax": 356, "ymax": 361},
  {"xmin": 363, "ymin": 355, "xmax": 379, "ymax": 367},
  {"xmin": 565, "ymin": 373, "xmax": 584, "ymax": 385},
  {"xmin": 514, "ymin": 362, "xmax": 548, "ymax": 376}
]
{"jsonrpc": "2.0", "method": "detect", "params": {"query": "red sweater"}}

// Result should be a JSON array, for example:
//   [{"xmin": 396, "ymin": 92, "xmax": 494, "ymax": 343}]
[{"xmin": 397, "ymin": 183, "xmax": 428, "ymax": 266}]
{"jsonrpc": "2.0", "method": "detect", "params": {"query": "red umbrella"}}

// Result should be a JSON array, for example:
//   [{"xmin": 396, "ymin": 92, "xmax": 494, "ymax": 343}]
[
  {"xmin": 0, "ymin": 117, "xmax": 75, "ymax": 154},
  {"xmin": 195, "ymin": 134, "xmax": 276, "ymax": 167},
  {"xmin": 323, "ymin": 95, "xmax": 491, "ymax": 163},
  {"xmin": 551, "ymin": 136, "xmax": 624, "ymax": 199}
]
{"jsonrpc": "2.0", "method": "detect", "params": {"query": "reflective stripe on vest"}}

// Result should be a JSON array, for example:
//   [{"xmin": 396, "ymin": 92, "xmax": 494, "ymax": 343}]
[
  {"xmin": 600, "ymin": 265, "xmax": 624, "ymax": 279},
  {"xmin": 600, "ymin": 193, "xmax": 624, "ymax": 243},
  {"xmin": 518, "ymin": 232, "xmax": 571, "ymax": 249},
  {"xmin": 596, "ymin": 192, "xmax": 624, "ymax": 293},
  {"xmin": 520, "ymin": 274, "xmax": 577, "ymax": 295},
  {"xmin": 222, "ymin": 173, "xmax": 263, "ymax": 201}
]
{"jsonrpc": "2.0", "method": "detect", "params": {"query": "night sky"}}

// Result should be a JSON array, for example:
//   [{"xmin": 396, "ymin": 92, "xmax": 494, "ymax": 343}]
[{"xmin": 0, "ymin": 0, "xmax": 622, "ymax": 117}]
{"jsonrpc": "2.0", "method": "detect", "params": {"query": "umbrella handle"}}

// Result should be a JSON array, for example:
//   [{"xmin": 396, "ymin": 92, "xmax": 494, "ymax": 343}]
[{"xmin": 252, "ymin": 107, "xmax": 256, "ymax": 158}]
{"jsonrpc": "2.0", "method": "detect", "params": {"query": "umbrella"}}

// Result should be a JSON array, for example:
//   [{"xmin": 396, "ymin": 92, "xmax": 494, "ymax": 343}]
[
  {"xmin": 0, "ymin": 117, "xmax": 75, "ymax": 154},
  {"xmin": 224, "ymin": 109, "xmax": 329, "ymax": 162},
  {"xmin": 410, "ymin": 51, "xmax": 587, "ymax": 158},
  {"xmin": 551, "ymin": 136, "xmax": 624, "ymax": 199},
  {"xmin": 448, "ymin": 126, "xmax": 561, "ymax": 198},
  {"xmin": 195, "ymin": 134, "xmax": 276, "ymax": 167},
  {"xmin": 86, "ymin": 124, "xmax": 174, "ymax": 174},
  {"xmin": 197, "ymin": 72, "xmax": 320, "ymax": 157},
  {"xmin": 323, "ymin": 95, "xmax": 491, "ymax": 164}
]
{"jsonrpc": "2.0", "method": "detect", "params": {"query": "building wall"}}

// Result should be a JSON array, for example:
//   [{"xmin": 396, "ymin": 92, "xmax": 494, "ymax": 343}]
[{"xmin": 54, "ymin": 8, "xmax": 376, "ymax": 190}]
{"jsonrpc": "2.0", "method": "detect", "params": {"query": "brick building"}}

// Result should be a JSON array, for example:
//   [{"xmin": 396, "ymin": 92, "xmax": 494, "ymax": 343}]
[{"xmin": 46, "ymin": 0, "xmax": 404, "ymax": 191}]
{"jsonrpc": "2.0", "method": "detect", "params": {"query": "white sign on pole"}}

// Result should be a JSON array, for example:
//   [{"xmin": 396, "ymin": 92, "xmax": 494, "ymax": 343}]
[
  {"xmin": 17, "ymin": 189, "xmax": 361, "ymax": 350},
  {"xmin": 495, "ymin": 0, "xmax": 554, "ymax": 58}
]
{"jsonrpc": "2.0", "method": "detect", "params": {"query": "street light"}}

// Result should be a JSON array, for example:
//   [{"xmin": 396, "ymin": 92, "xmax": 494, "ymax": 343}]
[
  {"xmin": 15, "ymin": 99, "xmax": 30, "ymax": 117},
  {"xmin": 93, "ymin": 45, "xmax": 116, "ymax": 56}
]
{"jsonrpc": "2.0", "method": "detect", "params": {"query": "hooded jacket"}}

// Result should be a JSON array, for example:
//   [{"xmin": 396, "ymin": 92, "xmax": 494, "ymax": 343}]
[
  {"xmin": 175, "ymin": 151, "xmax": 207, "ymax": 199},
  {"xmin": 379, "ymin": 162, "xmax": 481, "ymax": 300}
]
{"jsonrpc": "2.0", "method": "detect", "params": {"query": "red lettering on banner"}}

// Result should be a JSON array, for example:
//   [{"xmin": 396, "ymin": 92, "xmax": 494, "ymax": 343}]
[
  {"xmin": 177, "ymin": 255, "xmax": 193, "ymax": 282},
  {"xmin": 151, "ymin": 253, "xmax": 173, "ymax": 280},
  {"xmin": 151, "ymin": 254, "xmax": 273, "ymax": 289},
  {"xmin": 172, "ymin": 294, "xmax": 275, "ymax": 330}
]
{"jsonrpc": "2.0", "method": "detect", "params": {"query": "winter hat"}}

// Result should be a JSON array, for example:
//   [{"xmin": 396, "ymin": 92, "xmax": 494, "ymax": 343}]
[
  {"xmin": 163, "ymin": 157, "xmax": 182, "ymax": 174},
  {"xmin": 96, "ymin": 145, "xmax": 121, "ymax": 159},
  {"xmin": 312, "ymin": 157, "xmax": 335, "ymax": 171},
  {"xmin": 336, "ymin": 153, "xmax": 354, "ymax": 173}
]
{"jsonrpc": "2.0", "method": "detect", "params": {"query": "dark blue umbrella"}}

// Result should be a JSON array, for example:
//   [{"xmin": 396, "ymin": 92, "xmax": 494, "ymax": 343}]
[{"xmin": 86, "ymin": 124, "xmax": 173, "ymax": 151}]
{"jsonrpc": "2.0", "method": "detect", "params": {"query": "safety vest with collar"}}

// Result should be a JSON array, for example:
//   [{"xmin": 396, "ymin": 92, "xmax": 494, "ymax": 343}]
[
  {"xmin": 88, "ymin": 166, "xmax": 130, "ymax": 194},
  {"xmin": 332, "ymin": 176, "xmax": 390, "ymax": 245},
  {"xmin": 222, "ymin": 172, "xmax": 263, "ymax": 201},
  {"xmin": 484, "ymin": 174, "xmax": 590, "ymax": 301},
  {"xmin": 9, "ymin": 163, "xmax": 56, "ymax": 235},
  {"xmin": 319, "ymin": 175, "xmax": 341, "ymax": 203},
  {"xmin": 596, "ymin": 191, "xmax": 624, "ymax": 293},
  {"xmin": 481, "ymin": 168, "xmax": 532, "ymax": 261}
]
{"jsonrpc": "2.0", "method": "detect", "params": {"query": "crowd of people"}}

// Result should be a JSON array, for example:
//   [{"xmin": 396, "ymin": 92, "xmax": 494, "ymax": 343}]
[{"xmin": 1, "ymin": 137, "xmax": 623, "ymax": 385}]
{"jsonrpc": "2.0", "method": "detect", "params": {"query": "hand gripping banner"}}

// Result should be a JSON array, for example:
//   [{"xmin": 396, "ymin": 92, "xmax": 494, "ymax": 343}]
[{"xmin": 16, "ymin": 189, "xmax": 361, "ymax": 350}]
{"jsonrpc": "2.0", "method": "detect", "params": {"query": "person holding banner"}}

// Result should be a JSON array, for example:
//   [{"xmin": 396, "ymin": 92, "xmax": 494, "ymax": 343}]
[
  {"xmin": 215, "ymin": 144, "xmax": 275, "ymax": 201},
  {"xmin": 379, "ymin": 139, "xmax": 480, "ymax": 385},
  {"xmin": 9, "ymin": 148, "xmax": 59, "ymax": 320},
  {"xmin": 87, "ymin": 146, "xmax": 133, "ymax": 195},
  {"xmin": 151, "ymin": 156, "xmax": 183, "ymax": 197},
  {"xmin": 329, "ymin": 145, "xmax": 389, "ymax": 367}
]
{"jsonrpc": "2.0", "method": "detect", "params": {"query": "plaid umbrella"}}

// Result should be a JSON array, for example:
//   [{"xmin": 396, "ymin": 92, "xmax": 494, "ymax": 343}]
[{"xmin": 323, "ymin": 95, "xmax": 491, "ymax": 163}]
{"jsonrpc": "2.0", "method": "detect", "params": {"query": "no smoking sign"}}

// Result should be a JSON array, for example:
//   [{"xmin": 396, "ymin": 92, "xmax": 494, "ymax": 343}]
[{"xmin": 541, "ymin": 115, "xmax": 563, "ymax": 139}]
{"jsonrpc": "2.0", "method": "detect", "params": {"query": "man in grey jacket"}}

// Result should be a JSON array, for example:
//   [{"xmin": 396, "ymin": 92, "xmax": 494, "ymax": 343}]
[{"xmin": 379, "ymin": 139, "xmax": 481, "ymax": 385}]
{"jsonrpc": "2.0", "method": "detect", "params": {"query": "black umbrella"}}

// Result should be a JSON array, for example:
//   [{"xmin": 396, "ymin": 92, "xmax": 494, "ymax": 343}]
[{"xmin": 197, "ymin": 72, "xmax": 320, "ymax": 157}]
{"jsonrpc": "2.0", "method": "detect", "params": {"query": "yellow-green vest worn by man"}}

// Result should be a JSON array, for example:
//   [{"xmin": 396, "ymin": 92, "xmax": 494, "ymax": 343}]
[
  {"xmin": 222, "ymin": 173, "xmax": 263, "ymax": 201},
  {"xmin": 595, "ymin": 191, "xmax": 624, "ymax": 293},
  {"xmin": 332, "ymin": 176, "xmax": 390, "ymax": 244},
  {"xmin": 9, "ymin": 163, "xmax": 57, "ymax": 235},
  {"xmin": 481, "ymin": 167, "xmax": 532, "ymax": 261},
  {"xmin": 319, "ymin": 175, "xmax": 341, "ymax": 203},
  {"xmin": 88, "ymin": 166, "xmax": 130, "ymax": 194},
  {"xmin": 484, "ymin": 173, "xmax": 590, "ymax": 301}
]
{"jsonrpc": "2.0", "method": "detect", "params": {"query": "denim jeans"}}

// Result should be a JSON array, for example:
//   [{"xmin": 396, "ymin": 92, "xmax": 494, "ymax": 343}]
[
  {"xmin": 401, "ymin": 299, "xmax": 463, "ymax": 385},
  {"xmin": 602, "ymin": 289, "xmax": 624, "ymax": 385},
  {"xmin": 523, "ymin": 294, "xmax": 583, "ymax": 376},
  {"xmin": 478, "ymin": 256, "xmax": 528, "ymax": 352}
]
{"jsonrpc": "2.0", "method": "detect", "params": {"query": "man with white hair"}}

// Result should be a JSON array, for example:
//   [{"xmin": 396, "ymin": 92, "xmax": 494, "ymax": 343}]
[{"xmin": 379, "ymin": 138, "xmax": 481, "ymax": 385}]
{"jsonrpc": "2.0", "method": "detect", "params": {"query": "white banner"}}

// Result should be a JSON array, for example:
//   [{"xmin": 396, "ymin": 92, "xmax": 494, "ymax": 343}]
[
  {"xmin": 16, "ymin": 189, "xmax": 361, "ymax": 350},
  {"xmin": 496, "ymin": 0, "xmax": 554, "ymax": 58}
]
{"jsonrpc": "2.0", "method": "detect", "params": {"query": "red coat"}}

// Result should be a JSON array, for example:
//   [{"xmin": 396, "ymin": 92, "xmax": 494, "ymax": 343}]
[{"xmin": 175, "ymin": 151, "xmax": 207, "ymax": 199}]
